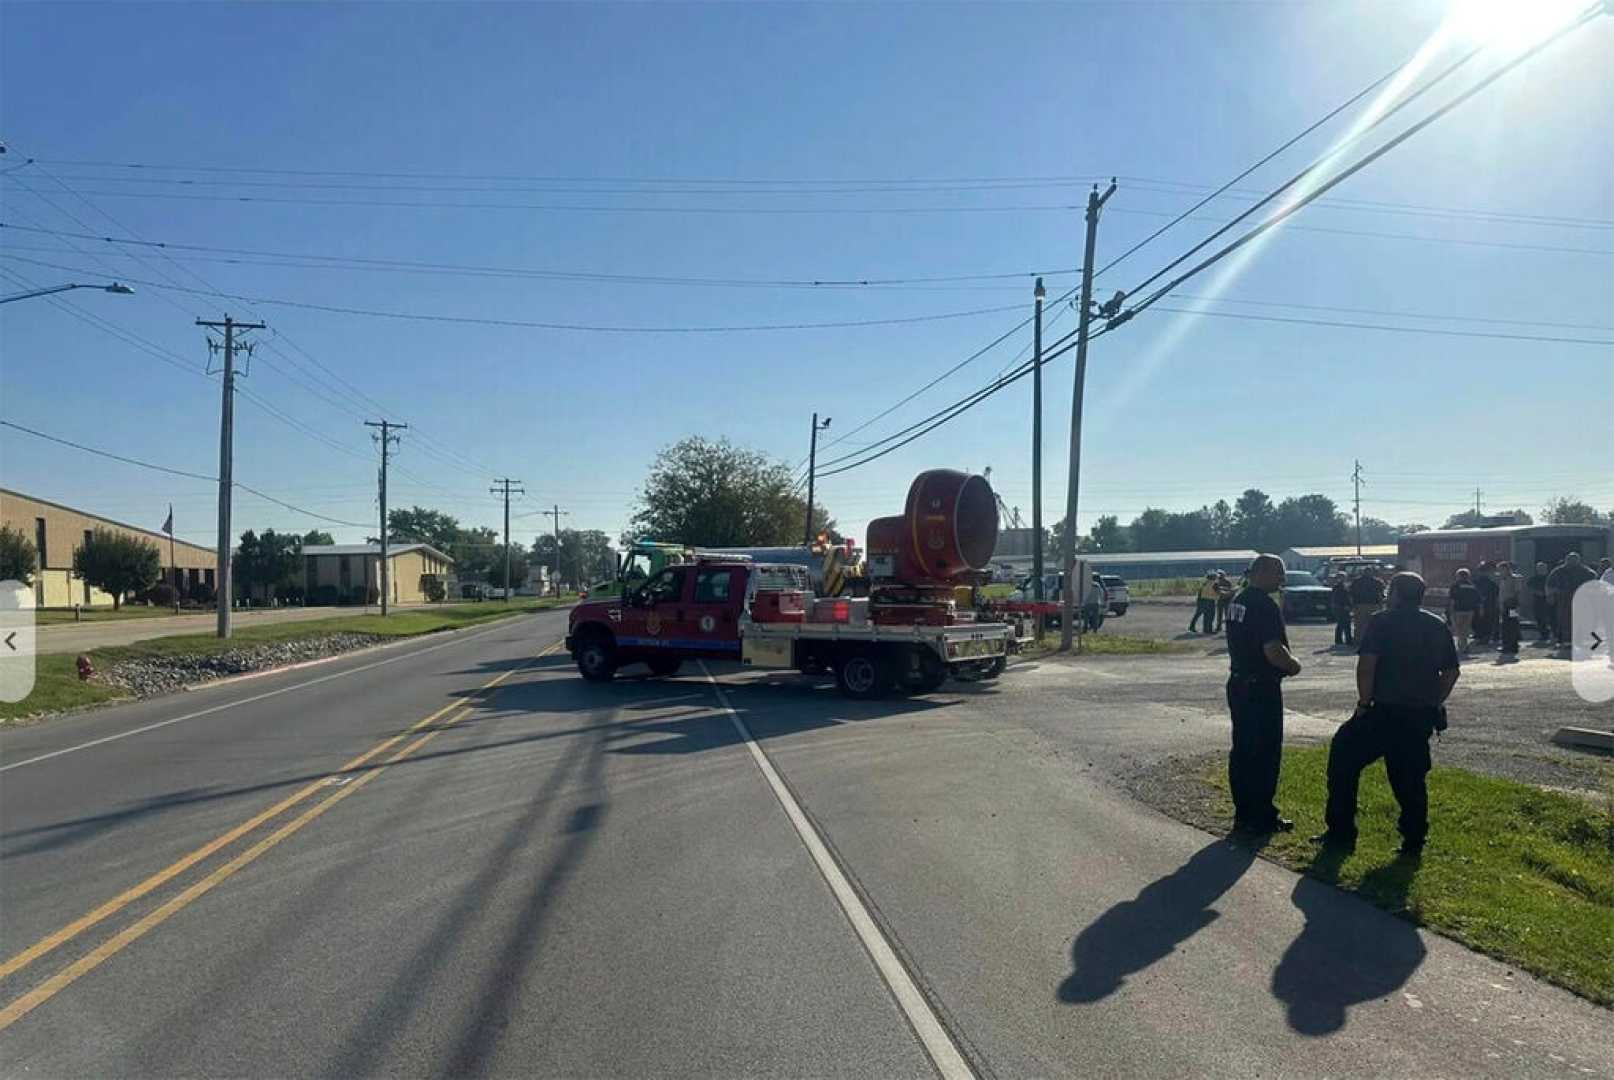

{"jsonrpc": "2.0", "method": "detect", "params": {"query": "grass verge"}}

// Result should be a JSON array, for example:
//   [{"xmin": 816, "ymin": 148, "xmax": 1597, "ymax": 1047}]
[
  {"xmin": 34, "ymin": 606, "xmax": 195, "ymax": 626},
  {"xmin": 2, "ymin": 598, "xmax": 572, "ymax": 723},
  {"xmin": 1127, "ymin": 577, "xmax": 1203, "ymax": 598},
  {"xmin": 1190, "ymin": 746, "xmax": 1614, "ymax": 1006}
]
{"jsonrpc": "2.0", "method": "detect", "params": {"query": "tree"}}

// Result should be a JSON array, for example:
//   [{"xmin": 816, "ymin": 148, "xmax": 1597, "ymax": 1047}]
[
  {"xmin": 1540, "ymin": 496, "xmax": 1609, "ymax": 526},
  {"xmin": 233, "ymin": 529, "xmax": 303, "ymax": 600},
  {"xmin": 301, "ymin": 529, "xmax": 335, "ymax": 546},
  {"xmin": 0, "ymin": 525, "xmax": 37, "ymax": 587},
  {"xmin": 388, "ymin": 506, "xmax": 462, "ymax": 552},
  {"xmin": 1208, "ymin": 499, "xmax": 1234, "ymax": 547},
  {"xmin": 1442, "ymin": 508, "xmax": 1532, "ymax": 528},
  {"xmin": 1084, "ymin": 515, "xmax": 1130, "ymax": 554},
  {"xmin": 534, "ymin": 529, "xmax": 617, "ymax": 591},
  {"xmin": 73, "ymin": 528, "xmax": 160, "ymax": 610},
  {"xmin": 630, "ymin": 436, "xmax": 826, "ymax": 547},
  {"xmin": 1273, "ymin": 494, "xmax": 1347, "ymax": 549},
  {"xmin": 484, "ymin": 541, "xmax": 530, "ymax": 590},
  {"xmin": 453, "ymin": 525, "xmax": 499, "ymax": 584},
  {"xmin": 1231, "ymin": 489, "xmax": 1277, "ymax": 551}
]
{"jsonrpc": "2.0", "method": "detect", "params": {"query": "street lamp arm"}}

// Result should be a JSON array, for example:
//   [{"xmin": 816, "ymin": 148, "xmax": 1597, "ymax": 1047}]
[{"xmin": 0, "ymin": 281, "xmax": 133, "ymax": 305}]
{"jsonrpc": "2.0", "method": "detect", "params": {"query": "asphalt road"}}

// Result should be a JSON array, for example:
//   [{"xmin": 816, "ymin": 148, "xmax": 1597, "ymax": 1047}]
[{"xmin": 2, "ymin": 609, "xmax": 1610, "ymax": 1077}]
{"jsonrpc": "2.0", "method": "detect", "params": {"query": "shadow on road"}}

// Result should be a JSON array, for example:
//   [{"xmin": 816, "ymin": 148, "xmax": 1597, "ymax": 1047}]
[
  {"xmin": 1057, "ymin": 838, "xmax": 1259, "ymax": 1004},
  {"xmin": 1270, "ymin": 849, "xmax": 1426, "ymax": 1036}
]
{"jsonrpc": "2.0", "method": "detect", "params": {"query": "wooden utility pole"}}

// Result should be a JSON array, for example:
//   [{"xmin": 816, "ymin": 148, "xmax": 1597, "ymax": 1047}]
[
  {"xmin": 1060, "ymin": 181, "xmax": 1116, "ymax": 652},
  {"xmin": 543, "ymin": 505, "xmax": 570, "ymax": 595},
  {"xmin": 1032, "ymin": 277, "xmax": 1046, "ymax": 602},
  {"xmin": 804, "ymin": 414, "xmax": 831, "ymax": 545},
  {"xmin": 197, "ymin": 315, "xmax": 264, "ymax": 639},
  {"xmin": 366, "ymin": 420, "xmax": 406, "ymax": 614},
  {"xmin": 1352, "ymin": 459, "xmax": 1364, "ymax": 556},
  {"xmin": 490, "ymin": 478, "xmax": 525, "ymax": 600}
]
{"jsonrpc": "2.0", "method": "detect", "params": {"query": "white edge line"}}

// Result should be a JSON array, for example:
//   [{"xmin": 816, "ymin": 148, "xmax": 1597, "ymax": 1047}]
[
  {"xmin": 0, "ymin": 615, "xmax": 552, "ymax": 774},
  {"xmin": 698, "ymin": 662, "xmax": 975, "ymax": 1080}
]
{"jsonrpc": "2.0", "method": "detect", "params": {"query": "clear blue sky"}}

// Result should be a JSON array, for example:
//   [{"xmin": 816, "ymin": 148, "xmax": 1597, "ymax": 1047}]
[{"xmin": 2, "ymin": 1, "xmax": 1610, "ymax": 554}]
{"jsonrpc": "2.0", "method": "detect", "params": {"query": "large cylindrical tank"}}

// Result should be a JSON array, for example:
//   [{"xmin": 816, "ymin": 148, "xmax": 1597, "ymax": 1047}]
[{"xmin": 866, "ymin": 470, "xmax": 999, "ymax": 585}]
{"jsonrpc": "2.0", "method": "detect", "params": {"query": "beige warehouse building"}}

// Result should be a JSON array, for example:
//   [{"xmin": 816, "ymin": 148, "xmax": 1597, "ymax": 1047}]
[
  {"xmin": 1, "ymin": 489, "xmax": 218, "ymax": 608},
  {"xmin": 302, "ymin": 543, "xmax": 454, "ymax": 605}
]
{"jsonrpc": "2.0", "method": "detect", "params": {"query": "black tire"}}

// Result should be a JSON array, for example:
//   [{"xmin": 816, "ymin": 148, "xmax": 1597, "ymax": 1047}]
[
  {"xmin": 1112, "ymin": 604, "xmax": 1128, "ymax": 616},
  {"xmin": 646, "ymin": 657, "xmax": 682, "ymax": 677},
  {"xmin": 980, "ymin": 654, "xmax": 1007, "ymax": 679},
  {"xmin": 836, "ymin": 649, "xmax": 892, "ymax": 700},
  {"xmin": 575, "ymin": 632, "xmax": 618, "ymax": 682},
  {"xmin": 899, "ymin": 646, "xmax": 948, "ymax": 694}
]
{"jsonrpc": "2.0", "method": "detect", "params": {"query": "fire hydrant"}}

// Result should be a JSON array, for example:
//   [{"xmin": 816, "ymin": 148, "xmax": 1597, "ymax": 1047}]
[{"xmin": 76, "ymin": 654, "xmax": 95, "ymax": 681}]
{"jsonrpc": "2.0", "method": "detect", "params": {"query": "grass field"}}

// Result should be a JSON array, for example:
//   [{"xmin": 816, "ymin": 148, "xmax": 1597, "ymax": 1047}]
[
  {"xmin": 35, "ymin": 606, "xmax": 190, "ymax": 626},
  {"xmin": 1200, "ymin": 747, "xmax": 1614, "ymax": 1006},
  {"xmin": 1126, "ymin": 577, "xmax": 1203, "ymax": 598},
  {"xmin": 3, "ymin": 597, "xmax": 573, "ymax": 723}
]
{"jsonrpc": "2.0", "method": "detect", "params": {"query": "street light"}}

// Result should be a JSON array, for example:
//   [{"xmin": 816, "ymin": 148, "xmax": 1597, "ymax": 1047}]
[
  {"xmin": 0, "ymin": 282, "xmax": 135, "ymax": 305},
  {"xmin": 804, "ymin": 413, "xmax": 832, "ymax": 545}
]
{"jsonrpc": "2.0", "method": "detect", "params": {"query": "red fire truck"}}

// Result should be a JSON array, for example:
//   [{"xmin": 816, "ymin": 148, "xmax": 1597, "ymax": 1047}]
[{"xmin": 564, "ymin": 470, "xmax": 1017, "ymax": 698}]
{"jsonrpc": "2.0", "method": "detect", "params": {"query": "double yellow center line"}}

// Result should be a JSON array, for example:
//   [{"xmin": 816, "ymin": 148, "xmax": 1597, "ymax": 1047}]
[{"xmin": 0, "ymin": 641, "xmax": 560, "ymax": 1033}]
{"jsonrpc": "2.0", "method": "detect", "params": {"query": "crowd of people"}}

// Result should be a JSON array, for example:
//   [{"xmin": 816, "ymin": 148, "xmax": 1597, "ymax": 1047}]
[{"xmin": 1322, "ymin": 552, "xmax": 1609, "ymax": 657}]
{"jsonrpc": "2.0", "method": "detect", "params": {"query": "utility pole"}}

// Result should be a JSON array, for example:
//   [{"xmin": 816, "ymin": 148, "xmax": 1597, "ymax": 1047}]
[
  {"xmin": 197, "ymin": 315, "xmax": 264, "ymax": 639},
  {"xmin": 1352, "ymin": 459, "xmax": 1365, "ymax": 556},
  {"xmin": 1474, "ymin": 488, "xmax": 1483, "ymax": 519},
  {"xmin": 804, "ymin": 413, "xmax": 831, "ymax": 545},
  {"xmin": 1032, "ymin": 277, "xmax": 1046, "ymax": 603},
  {"xmin": 490, "ymin": 478, "xmax": 525, "ymax": 601},
  {"xmin": 542, "ymin": 505, "xmax": 569, "ymax": 595},
  {"xmin": 366, "ymin": 420, "xmax": 406, "ymax": 614},
  {"xmin": 1060, "ymin": 180, "xmax": 1117, "ymax": 652}
]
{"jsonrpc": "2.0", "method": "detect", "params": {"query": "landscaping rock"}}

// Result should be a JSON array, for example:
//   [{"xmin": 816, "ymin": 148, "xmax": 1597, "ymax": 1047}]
[{"xmin": 99, "ymin": 633, "xmax": 389, "ymax": 697}]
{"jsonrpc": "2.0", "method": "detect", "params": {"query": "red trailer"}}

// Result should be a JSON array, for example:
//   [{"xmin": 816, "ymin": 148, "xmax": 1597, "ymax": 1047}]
[{"xmin": 1397, "ymin": 524, "xmax": 1611, "ymax": 612}]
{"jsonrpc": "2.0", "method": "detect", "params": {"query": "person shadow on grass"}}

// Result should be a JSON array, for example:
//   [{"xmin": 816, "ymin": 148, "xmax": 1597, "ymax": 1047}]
[
  {"xmin": 1270, "ymin": 847, "xmax": 1427, "ymax": 1035},
  {"xmin": 1058, "ymin": 838, "xmax": 1260, "ymax": 1003}
]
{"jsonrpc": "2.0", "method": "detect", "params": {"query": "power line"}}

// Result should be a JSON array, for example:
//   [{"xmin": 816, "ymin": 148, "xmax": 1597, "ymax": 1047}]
[
  {"xmin": 1118, "ymin": 6, "xmax": 1603, "ymax": 324},
  {"xmin": 1146, "ymin": 305, "xmax": 1612, "ymax": 346},
  {"xmin": 0, "ymin": 222, "xmax": 1081, "ymax": 289},
  {"xmin": 0, "ymin": 256, "xmax": 1029, "ymax": 332},
  {"xmin": 0, "ymin": 419, "xmax": 370, "ymax": 527}
]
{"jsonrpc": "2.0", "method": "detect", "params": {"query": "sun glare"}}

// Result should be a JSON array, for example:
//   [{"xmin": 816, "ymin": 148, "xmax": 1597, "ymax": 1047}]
[{"xmin": 1447, "ymin": 0, "xmax": 1588, "ymax": 48}]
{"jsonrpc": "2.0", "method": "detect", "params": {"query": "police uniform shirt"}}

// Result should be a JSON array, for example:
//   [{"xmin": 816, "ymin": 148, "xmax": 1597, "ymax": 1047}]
[
  {"xmin": 1358, "ymin": 606, "xmax": 1459, "ymax": 708},
  {"xmin": 1225, "ymin": 586, "xmax": 1288, "ymax": 679},
  {"xmin": 1448, "ymin": 582, "xmax": 1480, "ymax": 613}
]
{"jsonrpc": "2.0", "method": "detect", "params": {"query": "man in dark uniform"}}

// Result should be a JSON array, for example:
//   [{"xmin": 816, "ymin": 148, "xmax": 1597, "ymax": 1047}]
[
  {"xmin": 1525, "ymin": 560, "xmax": 1552, "ymax": 643},
  {"xmin": 1315, "ymin": 572, "xmax": 1459, "ymax": 856},
  {"xmin": 1223, "ymin": 554, "xmax": 1301, "ymax": 836}
]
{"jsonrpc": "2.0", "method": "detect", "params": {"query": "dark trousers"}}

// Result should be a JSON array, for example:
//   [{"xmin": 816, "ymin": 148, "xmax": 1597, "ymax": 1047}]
[
  {"xmin": 1500, "ymin": 607, "xmax": 1520, "ymax": 653},
  {"xmin": 1324, "ymin": 705, "xmax": 1434, "ymax": 845},
  {"xmin": 1474, "ymin": 605, "xmax": 1495, "ymax": 642},
  {"xmin": 1227, "ymin": 678, "xmax": 1284, "ymax": 828},
  {"xmin": 1556, "ymin": 597, "xmax": 1575, "ymax": 644},
  {"xmin": 1190, "ymin": 598, "xmax": 1215, "ymax": 632},
  {"xmin": 1334, "ymin": 613, "xmax": 1353, "ymax": 645},
  {"xmin": 1214, "ymin": 598, "xmax": 1229, "ymax": 632},
  {"xmin": 1532, "ymin": 596, "xmax": 1553, "ymax": 640}
]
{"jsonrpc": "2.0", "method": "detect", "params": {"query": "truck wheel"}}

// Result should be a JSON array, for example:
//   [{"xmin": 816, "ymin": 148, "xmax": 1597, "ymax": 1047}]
[
  {"xmin": 646, "ymin": 657, "xmax": 682, "ymax": 677},
  {"xmin": 981, "ymin": 655, "xmax": 1007, "ymax": 679},
  {"xmin": 836, "ymin": 650, "xmax": 892, "ymax": 700},
  {"xmin": 575, "ymin": 633, "xmax": 618, "ymax": 683},
  {"xmin": 895, "ymin": 645, "xmax": 947, "ymax": 694}
]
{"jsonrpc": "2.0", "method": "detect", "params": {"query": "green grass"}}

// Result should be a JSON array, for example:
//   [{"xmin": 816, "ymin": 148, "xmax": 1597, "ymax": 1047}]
[
  {"xmin": 1202, "ymin": 747, "xmax": 1614, "ymax": 1006},
  {"xmin": 34, "ymin": 606, "xmax": 190, "ymax": 625},
  {"xmin": 1, "ymin": 597, "xmax": 574, "ymax": 723},
  {"xmin": 1127, "ymin": 577, "xmax": 1202, "ymax": 597}
]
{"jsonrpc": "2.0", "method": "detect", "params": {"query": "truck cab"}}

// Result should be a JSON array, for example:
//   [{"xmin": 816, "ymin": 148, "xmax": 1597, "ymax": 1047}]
[
  {"xmin": 584, "ymin": 540, "xmax": 692, "ymax": 602},
  {"xmin": 567, "ymin": 558, "xmax": 755, "ymax": 680}
]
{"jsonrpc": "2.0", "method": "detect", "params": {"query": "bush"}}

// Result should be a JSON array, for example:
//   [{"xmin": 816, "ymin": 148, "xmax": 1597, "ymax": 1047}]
[
  {"xmin": 0, "ymin": 525, "xmax": 38, "ymax": 586},
  {"xmin": 422, "ymin": 575, "xmax": 446, "ymax": 603},
  {"xmin": 309, "ymin": 584, "xmax": 340, "ymax": 607},
  {"xmin": 146, "ymin": 583, "xmax": 178, "ymax": 608},
  {"xmin": 276, "ymin": 582, "xmax": 305, "ymax": 604},
  {"xmin": 187, "ymin": 581, "xmax": 215, "ymax": 605}
]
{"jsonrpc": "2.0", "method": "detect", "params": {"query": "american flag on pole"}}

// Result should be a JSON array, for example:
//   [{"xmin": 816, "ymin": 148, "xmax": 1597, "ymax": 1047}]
[{"xmin": 161, "ymin": 506, "xmax": 173, "ymax": 535}]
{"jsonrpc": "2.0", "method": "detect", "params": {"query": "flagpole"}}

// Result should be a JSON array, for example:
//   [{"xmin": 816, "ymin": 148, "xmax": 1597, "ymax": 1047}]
[{"xmin": 167, "ymin": 504, "xmax": 178, "ymax": 613}]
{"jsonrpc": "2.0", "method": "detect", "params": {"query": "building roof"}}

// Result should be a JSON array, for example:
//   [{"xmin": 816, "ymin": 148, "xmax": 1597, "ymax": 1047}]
[
  {"xmin": 1406, "ymin": 524, "xmax": 1612, "ymax": 541},
  {"xmin": 1286, "ymin": 545, "xmax": 1399, "ymax": 558},
  {"xmin": 1, "ymin": 487, "xmax": 214, "ymax": 557},
  {"xmin": 1087, "ymin": 549, "xmax": 1259, "ymax": 565},
  {"xmin": 302, "ymin": 542, "xmax": 454, "ymax": 563}
]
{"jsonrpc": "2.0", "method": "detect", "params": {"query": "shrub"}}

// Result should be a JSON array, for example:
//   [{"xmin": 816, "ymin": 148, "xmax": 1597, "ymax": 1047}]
[
  {"xmin": 0, "ymin": 525, "xmax": 37, "ymax": 586},
  {"xmin": 146, "ymin": 583, "xmax": 178, "ymax": 608},
  {"xmin": 187, "ymin": 581, "xmax": 215, "ymax": 605},
  {"xmin": 276, "ymin": 581, "xmax": 305, "ymax": 604},
  {"xmin": 309, "ymin": 584, "xmax": 340, "ymax": 607},
  {"xmin": 422, "ymin": 575, "xmax": 446, "ymax": 603}
]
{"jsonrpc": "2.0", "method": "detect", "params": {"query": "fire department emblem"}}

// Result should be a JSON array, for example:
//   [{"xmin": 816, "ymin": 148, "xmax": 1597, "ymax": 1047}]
[
  {"xmin": 700, "ymin": 614, "xmax": 716, "ymax": 632},
  {"xmin": 645, "ymin": 612, "xmax": 662, "ymax": 635}
]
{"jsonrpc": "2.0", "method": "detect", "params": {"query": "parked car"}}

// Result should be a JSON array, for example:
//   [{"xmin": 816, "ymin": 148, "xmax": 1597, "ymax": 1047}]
[
  {"xmin": 1280, "ymin": 569, "xmax": 1333, "ymax": 621},
  {"xmin": 1008, "ymin": 572, "xmax": 1106, "ymax": 631},
  {"xmin": 1099, "ymin": 574, "xmax": 1129, "ymax": 615}
]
